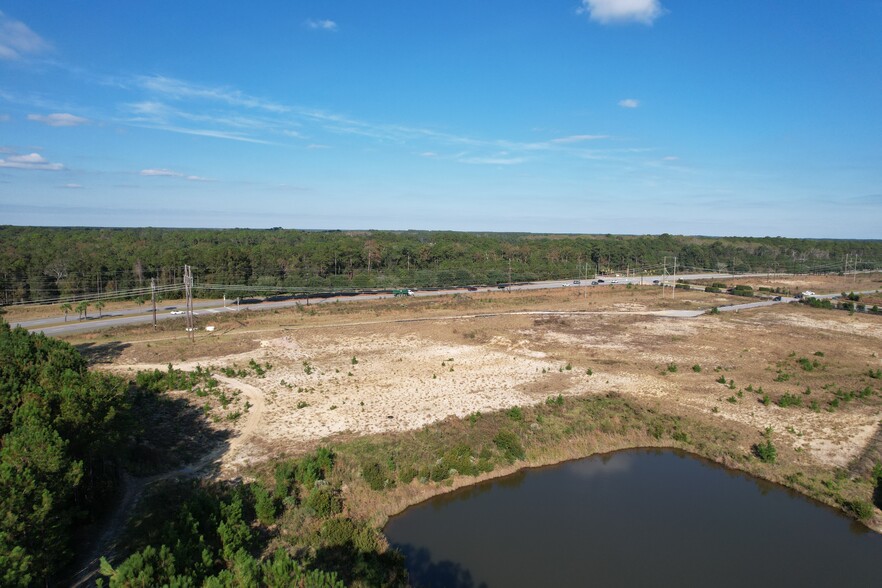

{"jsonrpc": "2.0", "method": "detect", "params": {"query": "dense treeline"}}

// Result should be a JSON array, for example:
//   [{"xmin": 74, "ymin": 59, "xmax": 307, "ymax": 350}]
[
  {"xmin": 0, "ymin": 323, "xmax": 402, "ymax": 586},
  {"xmin": 0, "ymin": 321, "xmax": 129, "ymax": 585},
  {"xmin": 1, "ymin": 226, "xmax": 881, "ymax": 303}
]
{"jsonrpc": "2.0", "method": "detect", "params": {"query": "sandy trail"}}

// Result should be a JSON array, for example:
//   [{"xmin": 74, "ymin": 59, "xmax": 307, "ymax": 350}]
[{"xmin": 68, "ymin": 369, "xmax": 264, "ymax": 586}]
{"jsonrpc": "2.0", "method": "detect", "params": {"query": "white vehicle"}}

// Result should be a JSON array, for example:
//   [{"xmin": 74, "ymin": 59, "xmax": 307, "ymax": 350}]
[
  {"xmin": 170, "ymin": 310, "xmax": 184, "ymax": 315},
  {"xmin": 801, "ymin": 290, "xmax": 816, "ymax": 297}
]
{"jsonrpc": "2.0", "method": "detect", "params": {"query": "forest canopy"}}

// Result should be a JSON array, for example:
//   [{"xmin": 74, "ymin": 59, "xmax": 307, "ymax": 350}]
[{"xmin": 1, "ymin": 226, "xmax": 880, "ymax": 304}]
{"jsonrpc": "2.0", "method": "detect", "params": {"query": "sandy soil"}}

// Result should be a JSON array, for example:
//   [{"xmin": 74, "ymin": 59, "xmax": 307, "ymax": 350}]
[{"xmin": 98, "ymin": 286, "xmax": 882, "ymax": 477}]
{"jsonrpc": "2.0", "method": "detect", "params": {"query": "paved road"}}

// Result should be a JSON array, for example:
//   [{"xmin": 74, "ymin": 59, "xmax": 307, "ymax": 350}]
[{"xmin": 14, "ymin": 272, "xmax": 846, "ymax": 337}]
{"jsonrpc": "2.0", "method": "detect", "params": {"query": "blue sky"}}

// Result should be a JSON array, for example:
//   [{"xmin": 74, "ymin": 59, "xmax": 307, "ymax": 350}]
[{"xmin": 1, "ymin": 0, "xmax": 880, "ymax": 237}]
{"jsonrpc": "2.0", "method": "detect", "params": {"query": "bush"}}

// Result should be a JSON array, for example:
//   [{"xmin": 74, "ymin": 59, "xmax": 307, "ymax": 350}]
[
  {"xmin": 545, "ymin": 394, "xmax": 564, "ymax": 407},
  {"xmin": 692, "ymin": 364, "xmax": 702, "ymax": 373},
  {"xmin": 304, "ymin": 487, "xmax": 343, "ymax": 518},
  {"xmin": 252, "ymin": 483, "xmax": 277, "ymax": 525},
  {"xmin": 777, "ymin": 393, "xmax": 802, "ymax": 408},
  {"xmin": 493, "ymin": 430, "xmax": 525, "ymax": 462},
  {"xmin": 666, "ymin": 362, "xmax": 678, "ymax": 373},
  {"xmin": 321, "ymin": 518, "xmax": 377, "ymax": 552},
  {"xmin": 754, "ymin": 439, "xmax": 777, "ymax": 463},
  {"xmin": 844, "ymin": 499, "xmax": 874, "ymax": 521},
  {"xmin": 298, "ymin": 447, "xmax": 335, "ymax": 488},
  {"xmin": 362, "ymin": 461, "xmax": 391, "ymax": 491},
  {"xmin": 506, "ymin": 406, "xmax": 523, "ymax": 421}
]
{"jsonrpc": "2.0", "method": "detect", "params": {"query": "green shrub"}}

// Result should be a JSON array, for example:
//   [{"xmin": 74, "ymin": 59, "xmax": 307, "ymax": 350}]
[
  {"xmin": 545, "ymin": 394, "xmax": 564, "ymax": 407},
  {"xmin": 320, "ymin": 518, "xmax": 377, "ymax": 552},
  {"xmin": 667, "ymin": 362, "xmax": 678, "ymax": 373},
  {"xmin": 252, "ymin": 483, "xmax": 277, "ymax": 525},
  {"xmin": 362, "ymin": 461, "xmax": 391, "ymax": 491},
  {"xmin": 493, "ymin": 430, "xmax": 525, "ymax": 462},
  {"xmin": 777, "ymin": 393, "xmax": 802, "ymax": 408},
  {"xmin": 506, "ymin": 406, "xmax": 523, "ymax": 421},
  {"xmin": 304, "ymin": 487, "xmax": 343, "ymax": 518},
  {"xmin": 273, "ymin": 460, "xmax": 297, "ymax": 499},
  {"xmin": 692, "ymin": 364, "xmax": 702, "ymax": 373},
  {"xmin": 298, "ymin": 447, "xmax": 335, "ymax": 488},
  {"xmin": 844, "ymin": 499, "xmax": 874, "ymax": 521},
  {"xmin": 754, "ymin": 439, "xmax": 777, "ymax": 463}
]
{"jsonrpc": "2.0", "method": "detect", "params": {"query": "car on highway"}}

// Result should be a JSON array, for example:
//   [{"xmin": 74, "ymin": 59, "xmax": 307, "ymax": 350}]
[
  {"xmin": 573, "ymin": 280, "xmax": 580, "ymax": 285},
  {"xmin": 170, "ymin": 310, "xmax": 184, "ymax": 315},
  {"xmin": 652, "ymin": 279, "xmax": 660, "ymax": 285},
  {"xmin": 597, "ymin": 279, "xmax": 605, "ymax": 283},
  {"xmin": 610, "ymin": 279, "xmax": 619, "ymax": 284},
  {"xmin": 591, "ymin": 281, "xmax": 598, "ymax": 285},
  {"xmin": 467, "ymin": 286, "xmax": 478, "ymax": 291},
  {"xmin": 773, "ymin": 296, "xmax": 783, "ymax": 301}
]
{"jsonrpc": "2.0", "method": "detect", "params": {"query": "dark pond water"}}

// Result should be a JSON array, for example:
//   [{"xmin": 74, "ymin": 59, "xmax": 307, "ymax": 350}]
[{"xmin": 384, "ymin": 449, "xmax": 882, "ymax": 587}]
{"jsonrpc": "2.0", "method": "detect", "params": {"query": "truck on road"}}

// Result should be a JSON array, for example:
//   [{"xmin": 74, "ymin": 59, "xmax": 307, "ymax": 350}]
[{"xmin": 393, "ymin": 289, "xmax": 415, "ymax": 297}]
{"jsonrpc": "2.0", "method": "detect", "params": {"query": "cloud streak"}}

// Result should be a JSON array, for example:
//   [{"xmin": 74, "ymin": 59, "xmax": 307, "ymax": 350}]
[
  {"xmin": 618, "ymin": 98, "xmax": 639, "ymax": 108},
  {"xmin": 27, "ymin": 112, "xmax": 90, "ymax": 126},
  {"xmin": 0, "ymin": 11, "xmax": 50, "ymax": 60},
  {"xmin": 140, "ymin": 168, "xmax": 210, "ymax": 181}
]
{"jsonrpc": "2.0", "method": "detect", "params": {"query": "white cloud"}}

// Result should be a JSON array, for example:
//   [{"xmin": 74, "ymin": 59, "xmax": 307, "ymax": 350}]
[
  {"xmin": 140, "ymin": 168, "xmax": 183, "ymax": 177},
  {"xmin": 0, "ymin": 114, "xmax": 9, "ymax": 122},
  {"xmin": 62, "ymin": 183, "xmax": 83, "ymax": 189},
  {"xmin": 0, "ymin": 152, "xmax": 63, "ymax": 170},
  {"xmin": 0, "ymin": 11, "xmax": 50, "ymax": 60},
  {"xmin": 662, "ymin": 155, "xmax": 679, "ymax": 161},
  {"xmin": 140, "ymin": 168, "xmax": 211, "ymax": 181},
  {"xmin": 27, "ymin": 112, "xmax": 90, "ymax": 127},
  {"xmin": 420, "ymin": 151, "xmax": 438, "ymax": 158},
  {"xmin": 305, "ymin": 19, "xmax": 338, "ymax": 31},
  {"xmin": 618, "ymin": 98, "xmax": 640, "ymax": 108},
  {"xmin": 579, "ymin": 0, "xmax": 664, "ymax": 25}
]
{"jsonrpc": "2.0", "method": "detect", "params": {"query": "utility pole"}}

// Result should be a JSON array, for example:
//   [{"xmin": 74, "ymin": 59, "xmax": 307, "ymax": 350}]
[
  {"xmin": 672, "ymin": 256, "xmax": 677, "ymax": 299},
  {"xmin": 184, "ymin": 265, "xmax": 194, "ymax": 341},
  {"xmin": 508, "ymin": 258, "xmax": 512, "ymax": 292},
  {"xmin": 151, "ymin": 277, "xmax": 157, "ymax": 329},
  {"xmin": 661, "ymin": 256, "xmax": 669, "ymax": 298}
]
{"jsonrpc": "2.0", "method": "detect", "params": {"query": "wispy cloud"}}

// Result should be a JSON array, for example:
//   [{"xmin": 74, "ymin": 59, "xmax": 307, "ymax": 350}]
[
  {"xmin": 305, "ymin": 19, "xmax": 338, "ymax": 32},
  {"xmin": 578, "ymin": 0, "xmax": 664, "ymax": 25},
  {"xmin": 0, "ymin": 11, "xmax": 51, "ymax": 60},
  {"xmin": 0, "ymin": 114, "xmax": 9, "ymax": 122},
  {"xmin": 27, "ymin": 112, "xmax": 90, "ymax": 126},
  {"xmin": 61, "ymin": 183, "xmax": 83, "ymax": 189},
  {"xmin": 550, "ymin": 134, "xmax": 609, "ymax": 144},
  {"xmin": 618, "ymin": 98, "xmax": 640, "ymax": 108},
  {"xmin": 0, "ymin": 152, "xmax": 63, "ymax": 170},
  {"xmin": 458, "ymin": 155, "xmax": 528, "ymax": 166},
  {"xmin": 135, "ymin": 75, "xmax": 289, "ymax": 113},
  {"xmin": 140, "ymin": 168, "xmax": 211, "ymax": 181}
]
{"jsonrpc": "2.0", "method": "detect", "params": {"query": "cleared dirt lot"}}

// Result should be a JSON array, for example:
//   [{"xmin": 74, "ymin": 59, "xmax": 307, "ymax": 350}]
[{"xmin": 75, "ymin": 281, "xmax": 882, "ymax": 480}]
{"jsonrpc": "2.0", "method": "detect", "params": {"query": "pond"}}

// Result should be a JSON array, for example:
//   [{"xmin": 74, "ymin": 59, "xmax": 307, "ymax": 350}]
[{"xmin": 384, "ymin": 449, "xmax": 882, "ymax": 587}]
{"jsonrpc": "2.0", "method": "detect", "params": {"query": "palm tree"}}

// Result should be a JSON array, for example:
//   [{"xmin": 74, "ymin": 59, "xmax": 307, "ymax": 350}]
[
  {"xmin": 95, "ymin": 300, "xmax": 105, "ymax": 318},
  {"xmin": 60, "ymin": 302, "xmax": 72, "ymax": 322},
  {"xmin": 75, "ymin": 300, "xmax": 89, "ymax": 320}
]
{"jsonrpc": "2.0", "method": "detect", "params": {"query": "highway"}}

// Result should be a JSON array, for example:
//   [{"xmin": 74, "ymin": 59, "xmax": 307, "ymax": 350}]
[{"xmin": 11, "ymin": 272, "xmax": 855, "ymax": 337}]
